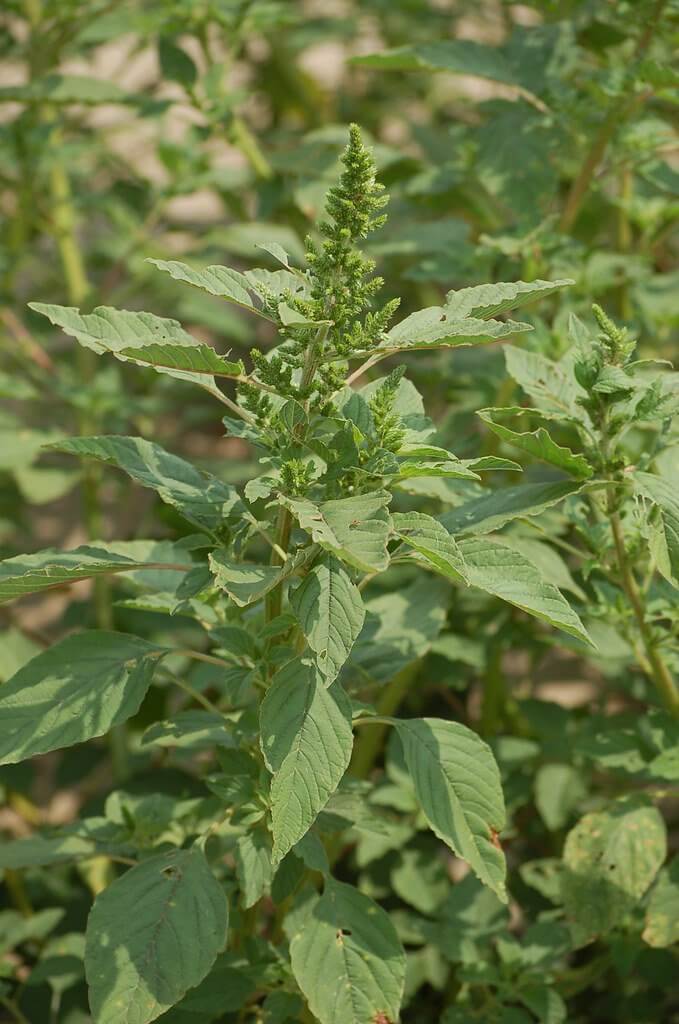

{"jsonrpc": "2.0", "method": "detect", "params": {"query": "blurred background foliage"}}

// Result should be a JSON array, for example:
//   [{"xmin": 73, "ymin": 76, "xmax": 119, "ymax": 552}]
[{"xmin": 1, "ymin": 2, "xmax": 679, "ymax": 1022}]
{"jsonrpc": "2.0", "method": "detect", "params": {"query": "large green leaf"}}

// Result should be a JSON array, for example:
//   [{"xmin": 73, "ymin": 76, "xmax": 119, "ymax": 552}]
[
  {"xmin": 50, "ymin": 436, "xmax": 242, "ymax": 532},
  {"xmin": 29, "ymin": 302, "xmax": 226, "ymax": 396},
  {"xmin": 444, "ymin": 279, "xmax": 574, "ymax": 319},
  {"xmin": 383, "ymin": 309, "xmax": 531, "ymax": 352},
  {"xmin": 0, "ymin": 632, "xmax": 166, "ymax": 765},
  {"xmin": 290, "ymin": 555, "xmax": 365, "ymax": 685},
  {"xmin": 504, "ymin": 345, "xmax": 584, "ymax": 418},
  {"xmin": 119, "ymin": 342, "xmax": 244, "ymax": 378},
  {"xmin": 392, "ymin": 511, "xmax": 468, "ymax": 583},
  {"xmin": 394, "ymin": 718, "xmax": 507, "ymax": 900},
  {"xmin": 0, "ymin": 818, "xmax": 130, "ymax": 869},
  {"xmin": 260, "ymin": 659, "xmax": 353, "ymax": 864},
  {"xmin": 352, "ymin": 39, "xmax": 518, "ymax": 84},
  {"xmin": 441, "ymin": 480, "xmax": 583, "ymax": 536},
  {"xmin": 636, "ymin": 471, "xmax": 679, "ymax": 587},
  {"xmin": 209, "ymin": 547, "xmax": 315, "ymax": 607},
  {"xmin": 234, "ymin": 831, "xmax": 274, "ymax": 909},
  {"xmin": 346, "ymin": 578, "xmax": 449, "ymax": 685},
  {"xmin": 282, "ymin": 491, "xmax": 392, "ymax": 573},
  {"xmin": 289, "ymin": 879, "xmax": 405, "ymax": 1024},
  {"xmin": 209, "ymin": 558, "xmax": 282, "ymax": 607},
  {"xmin": 0, "ymin": 544, "xmax": 192, "ymax": 604},
  {"xmin": 458, "ymin": 536, "xmax": 592, "ymax": 645},
  {"xmin": 85, "ymin": 847, "xmax": 228, "ymax": 1024},
  {"xmin": 477, "ymin": 408, "xmax": 592, "ymax": 478},
  {"xmin": 147, "ymin": 258, "xmax": 275, "ymax": 320},
  {"xmin": 562, "ymin": 798, "xmax": 666, "ymax": 945}
]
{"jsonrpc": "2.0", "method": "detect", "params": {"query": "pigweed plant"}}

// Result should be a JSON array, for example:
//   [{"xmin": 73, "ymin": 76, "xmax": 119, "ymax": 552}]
[{"xmin": 1, "ymin": 128, "xmax": 678, "ymax": 1024}]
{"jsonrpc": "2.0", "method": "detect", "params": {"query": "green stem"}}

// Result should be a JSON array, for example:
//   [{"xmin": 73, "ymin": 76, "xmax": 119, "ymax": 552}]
[
  {"xmin": 1, "ymin": 997, "xmax": 31, "ymax": 1024},
  {"xmin": 479, "ymin": 640, "xmax": 506, "ymax": 737},
  {"xmin": 175, "ymin": 649, "xmax": 233, "ymax": 669},
  {"xmin": 47, "ymin": 119, "xmax": 123, "ymax": 771},
  {"xmin": 171, "ymin": 675, "xmax": 228, "ymax": 718},
  {"xmin": 559, "ymin": 104, "xmax": 627, "ymax": 234},
  {"xmin": 230, "ymin": 115, "xmax": 273, "ymax": 180},
  {"xmin": 264, "ymin": 505, "xmax": 293, "ymax": 623},
  {"xmin": 4, "ymin": 869, "xmax": 33, "ymax": 916},
  {"xmin": 350, "ymin": 663, "xmax": 419, "ymax": 779},
  {"xmin": 617, "ymin": 164, "xmax": 633, "ymax": 319},
  {"xmin": 606, "ymin": 497, "xmax": 679, "ymax": 717},
  {"xmin": 559, "ymin": 1, "xmax": 665, "ymax": 234},
  {"xmin": 263, "ymin": 324, "xmax": 329, "ymax": 623}
]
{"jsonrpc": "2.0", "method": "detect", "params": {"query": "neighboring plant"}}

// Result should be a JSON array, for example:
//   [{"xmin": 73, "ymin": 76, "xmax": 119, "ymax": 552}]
[{"xmin": 0, "ymin": 126, "xmax": 603, "ymax": 1024}]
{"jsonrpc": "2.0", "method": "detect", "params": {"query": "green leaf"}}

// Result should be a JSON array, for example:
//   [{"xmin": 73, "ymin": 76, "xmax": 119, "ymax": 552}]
[
  {"xmin": 384, "ymin": 310, "xmax": 531, "ymax": 352},
  {"xmin": 441, "ymin": 480, "xmax": 583, "ymax": 536},
  {"xmin": 0, "ymin": 74, "xmax": 131, "ymax": 104},
  {"xmin": 391, "ymin": 458, "xmax": 481, "ymax": 483},
  {"xmin": 147, "ymin": 259, "xmax": 275, "ymax": 320},
  {"xmin": 0, "ymin": 544, "xmax": 191, "ymax": 604},
  {"xmin": 643, "ymin": 857, "xmax": 679, "ymax": 948},
  {"xmin": 504, "ymin": 345, "xmax": 584, "ymax": 418},
  {"xmin": 290, "ymin": 555, "xmax": 365, "ymax": 685},
  {"xmin": 29, "ymin": 302, "xmax": 225, "ymax": 396},
  {"xmin": 234, "ymin": 831, "xmax": 274, "ymax": 909},
  {"xmin": 394, "ymin": 718, "xmax": 507, "ymax": 900},
  {"xmin": 392, "ymin": 511, "xmax": 468, "ymax": 583},
  {"xmin": 347, "ymin": 578, "xmax": 449, "ymax": 685},
  {"xmin": 0, "ymin": 632, "xmax": 166, "ymax": 765},
  {"xmin": 478, "ymin": 408, "xmax": 592, "ymax": 478},
  {"xmin": 391, "ymin": 842, "xmax": 449, "ymax": 915},
  {"xmin": 260, "ymin": 659, "xmax": 353, "ymax": 864},
  {"xmin": 289, "ymin": 879, "xmax": 405, "ymax": 1024},
  {"xmin": 119, "ymin": 342, "xmax": 244, "ymax": 378},
  {"xmin": 158, "ymin": 37, "xmax": 197, "ymax": 87},
  {"xmin": 534, "ymin": 764, "xmax": 586, "ymax": 832},
  {"xmin": 141, "ymin": 711, "xmax": 235, "ymax": 751},
  {"xmin": 636, "ymin": 471, "xmax": 679, "ymax": 587},
  {"xmin": 49, "ymin": 436, "xmax": 242, "ymax": 532},
  {"xmin": 504, "ymin": 537, "xmax": 585, "ymax": 600},
  {"xmin": 562, "ymin": 798, "xmax": 666, "ymax": 945},
  {"xmin": 458, "ymin": 537, "xmax": 592, "ymax": 646},
  {"xmin": 85, "ymin": 847, "xmax": 228, "ymax": 1024},
  {"xmin": 281, "ymin": 491, "xmax": 392, "ymax": 573},
  {"xmin": 352, "ymin": 39, "xmax": 518, "ymax": 84},
  {"xmin": 0, "ymin": 819, "xmax": 129, "ymax": 869},
  {"xmin": 209, "ymin": 547, "xmax": 314, "ymax": 607},
  {"xmin": 209, "ymin": 559, "xmax": 283, "ymax": 607},
  {"xmin": 444, "ymin": 279, "xmax": 574, "ymax": 319}
]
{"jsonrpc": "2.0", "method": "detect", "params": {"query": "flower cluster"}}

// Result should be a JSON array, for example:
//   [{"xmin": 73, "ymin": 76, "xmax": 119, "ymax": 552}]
[{"xmin": 242, "ymin": 125, "xmax": 399, "ymax": 418}]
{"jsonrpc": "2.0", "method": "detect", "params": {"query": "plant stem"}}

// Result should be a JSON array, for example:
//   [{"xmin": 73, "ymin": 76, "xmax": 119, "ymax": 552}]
[
  {"xmin": 1, "ymin": 997, "xmax": 31, "ymax": 1024},
  {"xmin": 479, "ymin": 640, "xmax": 506, "ymax": 737},
  {"xmin": 171, "ymin": 675, "xmax": 228, "ymax": 717},
  {"xmin": 264, "ymin": 505, "xmax": 293, "ymax": 623},
  {"xmin": 263, "ymin": 324, "xmax": 328, "ymax": 623},
  {"xmin": 606, "ymin": 497, "xmax": 679, "ymax": 717},
  {"xmin": 344, "ymin": 348, "xmax": 392, "ymax": 387},
  {"xmin": 230, "ymin": 115, "xmax": 273, "ymax": 180},
  {"xmin": 559, "ymin": 0, "xmax": 665, "ymax": 234},
  {"xmin": 561, "ymin": 1, "xmax": 667, "ymax": 233},
  {"xmin": 559, "ymin": 105, "xmax": 626, "ymax": 234},
  {"xmin": 350, "ymin": 662, "xmax": 419, "ymax": 778},
  {"xmin": 617, "ymin": 164, "xmax": 633, "ymax": 319},
  {"xmin": 175, "ymin": 649, "xmax": 232, "ymax": 669}
]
